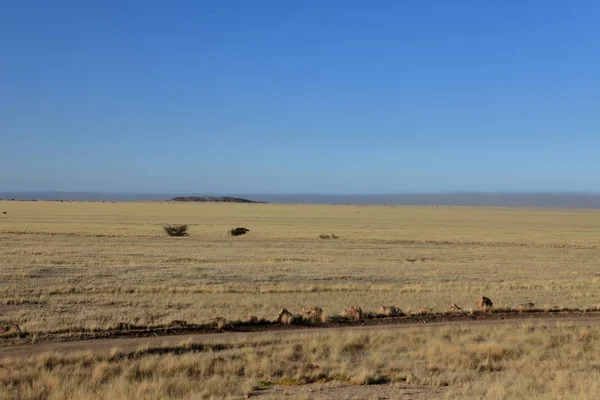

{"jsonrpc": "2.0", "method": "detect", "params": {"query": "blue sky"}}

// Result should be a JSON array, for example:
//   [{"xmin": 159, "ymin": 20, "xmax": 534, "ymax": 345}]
[{"xmin": 1, "ymin": 1, "xmax": 599, "ymax": 194}]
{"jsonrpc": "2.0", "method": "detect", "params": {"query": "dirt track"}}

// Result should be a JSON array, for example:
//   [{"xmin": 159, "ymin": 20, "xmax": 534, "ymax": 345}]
[{"xmin": 3, "ymin": 311, "xmax": 600, "ymax": 358}]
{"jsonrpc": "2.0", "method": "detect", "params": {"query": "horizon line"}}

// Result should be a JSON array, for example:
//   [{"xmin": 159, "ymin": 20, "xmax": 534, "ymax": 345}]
[{"xmin": 2, "ymin": 190, "xmax": 600, "ymax": 196}]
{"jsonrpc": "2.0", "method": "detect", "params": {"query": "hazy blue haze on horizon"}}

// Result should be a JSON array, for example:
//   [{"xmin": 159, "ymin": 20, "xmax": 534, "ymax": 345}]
[
  {"xmin": 3, "ymin": 191, "xmax": 600, "ymax": 209},
  {"xmin": 1, "ymin": 1, "xmax": 599, "ymax": 194}
]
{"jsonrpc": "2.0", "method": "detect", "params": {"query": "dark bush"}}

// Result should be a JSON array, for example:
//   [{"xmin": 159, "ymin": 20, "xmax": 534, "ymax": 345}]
[
  {"xmin": 229, "ymin": 227, "xmax": 249, "ymax": 236},
  {"xmin": 163, "ymin": 224, "xmax": 189, "ymax": 237}
]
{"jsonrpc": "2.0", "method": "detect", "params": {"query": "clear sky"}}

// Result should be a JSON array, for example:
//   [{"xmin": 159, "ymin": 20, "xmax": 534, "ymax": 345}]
[{"xmin": 1, "ymin": 1, "xmax": 599, "ymax": 194}]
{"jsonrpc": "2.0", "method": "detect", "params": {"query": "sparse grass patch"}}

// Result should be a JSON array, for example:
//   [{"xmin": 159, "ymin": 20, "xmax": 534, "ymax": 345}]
[{"xmin": 319, "ymin": 234, "xmax": 339, "ymax": 239}]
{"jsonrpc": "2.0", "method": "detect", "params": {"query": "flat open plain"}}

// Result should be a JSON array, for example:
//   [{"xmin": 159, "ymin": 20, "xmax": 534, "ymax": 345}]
[
  {"xmin": 1, "ymin": 201, "xmax": 600, "ymax": 399},
  {"xmin": 1, "ymin": 201, "xmax": 599, "ymax": 331}
]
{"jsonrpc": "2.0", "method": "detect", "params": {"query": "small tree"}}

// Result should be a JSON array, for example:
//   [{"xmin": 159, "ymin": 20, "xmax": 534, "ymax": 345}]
[{"xmin": 164, "ymin": 224, "xmax": 189, "ymax": 237}]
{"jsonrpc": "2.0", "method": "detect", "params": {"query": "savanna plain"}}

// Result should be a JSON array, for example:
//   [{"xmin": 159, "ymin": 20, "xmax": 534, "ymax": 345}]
[{"xmin": 1, "ymin": 201, "xmax": 600, "ymax": 399}]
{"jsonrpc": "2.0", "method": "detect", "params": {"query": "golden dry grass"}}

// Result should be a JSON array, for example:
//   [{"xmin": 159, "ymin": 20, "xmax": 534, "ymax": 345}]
[
  {"xmin": 1, "ymin": 201, "xmax": 599, "ymax": 332},
  {"xmin": 3, "ymin": 323, "xmax": 600, "ymax": 399},
  {"xmin": 2, "ymin": 201, "xmax": 600, "ymax": 398}
]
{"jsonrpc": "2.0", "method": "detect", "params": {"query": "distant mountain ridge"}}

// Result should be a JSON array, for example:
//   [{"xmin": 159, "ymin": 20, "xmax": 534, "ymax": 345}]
[{"xmin": 170, "ymin": 196, "xmax": 264, "ymax": 203}]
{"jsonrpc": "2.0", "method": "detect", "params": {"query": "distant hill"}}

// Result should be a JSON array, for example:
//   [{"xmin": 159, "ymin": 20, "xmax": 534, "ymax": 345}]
[
  {"xmin": 169, "ymin": 196, "xmax": 264, "ymax": 203},
  {"xmin": 2, "ymin": 192, "xmax": 600, "ymax": 209}
]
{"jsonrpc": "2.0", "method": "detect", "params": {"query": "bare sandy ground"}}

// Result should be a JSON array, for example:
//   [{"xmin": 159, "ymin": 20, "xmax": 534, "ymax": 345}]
[
  {"xmin": 251, "ymin": 382, "xmax": 447, "ymax": 399},
  {"xmin": 2, "ymin": 311, "xmax": 600, "ymax": 358}
]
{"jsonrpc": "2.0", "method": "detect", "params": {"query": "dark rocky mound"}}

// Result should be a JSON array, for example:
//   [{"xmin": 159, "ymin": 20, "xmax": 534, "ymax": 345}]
[{"xmin": 170, "ymin": 196, "xmax": 264, "ymax": 203}]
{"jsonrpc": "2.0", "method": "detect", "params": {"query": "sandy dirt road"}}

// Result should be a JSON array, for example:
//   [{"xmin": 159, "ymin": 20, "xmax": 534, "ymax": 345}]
[
  {"xmin": 2, "ymin": 312, "xmax": 600, "ymax": 359},
  {"xmin": 251, "ymin": 382, "xmax": 448, "ymax": 399}
]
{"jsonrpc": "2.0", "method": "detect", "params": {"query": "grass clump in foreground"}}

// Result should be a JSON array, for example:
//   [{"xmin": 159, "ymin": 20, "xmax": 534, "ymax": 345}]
[
  {"xmin": 3, "ymin": 324, "xmax": 600, "ymax": 399},
  {"xmin": 163, "ymin": 224, "xmax": 189, "ymax": 237}
]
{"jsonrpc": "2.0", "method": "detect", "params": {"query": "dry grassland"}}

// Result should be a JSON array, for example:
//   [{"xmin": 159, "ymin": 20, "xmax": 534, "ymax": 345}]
[
  {"xmin": 1, "ymin": 201, "xmax": 599, "ymax": 332},
  {"xmin": 2, "ymin": 201, "xmax": 600, "ymax": 399},
  {"xmin": 3, "ymin": 323, "xmax": 600, "ymax": 399}
]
